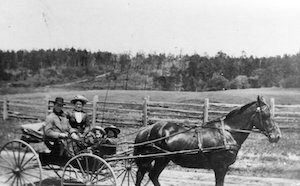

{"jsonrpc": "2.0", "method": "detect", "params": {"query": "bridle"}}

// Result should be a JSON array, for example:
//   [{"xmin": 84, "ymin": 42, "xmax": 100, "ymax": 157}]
[
  {"xmin": 252, "ymin": 102, "xmax": 275, "ymax": 137},
  {"xmin": 210, "ymin": 101, "xmax": 275, "ymax": 136},
  {"xmin": 229, "ymin": 101, "xmax": 275, "ymax": 136}
]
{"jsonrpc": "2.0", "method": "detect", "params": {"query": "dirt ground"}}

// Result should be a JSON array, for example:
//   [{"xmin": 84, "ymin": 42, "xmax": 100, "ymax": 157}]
[
  {"xmin": 1, "ymin": 168, "xmax": 300, "ymax": 186},
  {"xmin": 157, "ymin": 170, "xmax": 300, "ymax": 186}
]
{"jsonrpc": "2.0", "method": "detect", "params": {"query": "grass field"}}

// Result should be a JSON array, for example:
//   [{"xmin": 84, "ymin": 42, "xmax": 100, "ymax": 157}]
[
  {"xmin": 2, "ymin": 87, "xmax": 300, "ymax": 105},
  {"xmin": 0, "ymin": 87, "xmax": 300, "ymax": 180}
]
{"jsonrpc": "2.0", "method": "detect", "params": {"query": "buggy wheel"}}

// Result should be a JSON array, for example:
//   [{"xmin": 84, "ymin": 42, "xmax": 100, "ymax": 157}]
[
  {"xmin": 0, "ymin": 139, "xmax": 42, "ymax": 186},
  {"xmin": 61, "ymin": 153, "xmax": 117, "ymax": 186},
  {"xmin": 111, "ymin": 158, "xmax": 151, "ymax": 186}
]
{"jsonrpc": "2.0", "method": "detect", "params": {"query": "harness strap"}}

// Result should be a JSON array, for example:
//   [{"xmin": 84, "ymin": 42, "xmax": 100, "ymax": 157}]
[
  {"xmin": 220, "ymin": 117, "xmax": 228, "ymax": 149},
  {"xmin": 150, "ymin": 144, "xmax": 170, "ymax": 153},
  {"xmin": 197, "ymin": 128, "xmax": 203, "ymax": 151}
]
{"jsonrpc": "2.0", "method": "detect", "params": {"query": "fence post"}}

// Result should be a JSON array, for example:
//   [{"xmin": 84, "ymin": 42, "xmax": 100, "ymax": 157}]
[
  {"xmin": 203, "ymin": 98, "xmax": 209, "ymax": 124},
  {"xmin": 45, "ymin": 95, "xmax": 50, "ymax": 117},
  {"xmin": 3, "ymin": 97, "xmax": 8, "ymax": 120},
  {"xmin": 143, "ymin": 96, "xmax": 149, "ymax": 127},
  {"xmin": 270, "ymin": 98, "xmax": 275, "ymax": 118},
  {"xmin": 92, "ymin": 95, "xmax": 98, "ymax": 127}
]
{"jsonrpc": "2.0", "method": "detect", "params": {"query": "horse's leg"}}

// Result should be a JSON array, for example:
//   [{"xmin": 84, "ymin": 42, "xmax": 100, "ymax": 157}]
[
  {"xmin": 213, "ymin": 166, "xmax": 228, "ymax": 186},
  {"xmin": 135, "ymin": 159, "xmax": 153, "ymax": 186},
  {"xmin": 136, "ymin": 167, "xmax": 147, "ymax": 186},
  {"xmin": 148, "ymin": 158, "xmax": 170, "ymax": 186}
]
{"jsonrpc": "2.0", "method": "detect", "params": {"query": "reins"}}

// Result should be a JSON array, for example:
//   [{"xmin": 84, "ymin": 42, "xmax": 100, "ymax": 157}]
[{"xmin": 123, "ymin": 111, "xmax": 264, "ymax": 149}]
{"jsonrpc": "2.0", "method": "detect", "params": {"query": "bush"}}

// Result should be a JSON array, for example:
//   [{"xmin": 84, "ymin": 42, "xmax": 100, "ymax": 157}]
[
  {"xmin": 153, "ymin": 76, "xmax": 176, "ymax": 91},
  {"xmin": 207, "ymin": 73, "xmax": 229, "ymax": 91},
  {"xmin": 229, "ymin": 75, "xmax": 250, "ymax": 89}
]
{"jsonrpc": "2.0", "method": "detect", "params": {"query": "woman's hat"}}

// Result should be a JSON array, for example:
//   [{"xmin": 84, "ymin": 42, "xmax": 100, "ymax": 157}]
[
  {"xmin": 71, "ymin": 95, "xmax": 89, "ymax": 105},
  {"xmin": 104, "ymin": 125, "xmax": 120, "ymax": 137},
  {"xmin": 91, "ymin": 126, "xmax": 106, "ymax": 135},
  {"xmin": 54, "ymin": 97, "xmax": 65, "ymax": 105}
]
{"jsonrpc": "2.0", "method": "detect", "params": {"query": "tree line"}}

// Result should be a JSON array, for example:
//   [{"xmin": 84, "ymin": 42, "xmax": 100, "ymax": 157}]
[{"xmin": 1, "ymin": 48, "xmax": 300, "ymax": 91}]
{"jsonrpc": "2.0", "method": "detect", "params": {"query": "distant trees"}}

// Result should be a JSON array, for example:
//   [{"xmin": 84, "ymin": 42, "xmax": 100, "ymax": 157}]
[
  {"xmin": 229, "ymin": 75, "xmax": 250, "ymax": 89},
  {"xmin": 1, "ymin": 48, "xmax": 300, "ymax": 90}
]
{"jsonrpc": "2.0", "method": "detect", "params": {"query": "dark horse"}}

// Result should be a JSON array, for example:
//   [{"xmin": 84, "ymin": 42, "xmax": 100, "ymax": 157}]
[{"xmin": 134, "ymin": 96, "xmax": 281, "ymax": 186}]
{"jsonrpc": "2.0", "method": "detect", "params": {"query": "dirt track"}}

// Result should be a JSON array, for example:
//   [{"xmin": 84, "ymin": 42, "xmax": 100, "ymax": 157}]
[
  {"xmin": 157, "ymin": 170, "xmax": 300, "ymax": 186},
  {"xmin": 37, "ymin": 169, "xmax": 300, "ymax": 186},
  {"xmin": 2, "ymin": 169, "xmax": 300, "ymax": 186}
]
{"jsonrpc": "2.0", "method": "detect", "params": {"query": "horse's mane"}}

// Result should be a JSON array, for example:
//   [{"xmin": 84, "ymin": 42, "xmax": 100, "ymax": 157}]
[
  {"xmin": 204, "ymin": 101, "xmax": 257, "ymax": 126},
  {"xmin": 225, "ymin": 101, "xmax": 256, "ymax": 119}
]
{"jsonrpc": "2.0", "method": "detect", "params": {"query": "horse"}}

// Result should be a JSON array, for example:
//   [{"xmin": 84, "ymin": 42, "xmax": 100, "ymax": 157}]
[{"xmin": 133, "ymin": 96, "xmax": 281, "ymax": 186}]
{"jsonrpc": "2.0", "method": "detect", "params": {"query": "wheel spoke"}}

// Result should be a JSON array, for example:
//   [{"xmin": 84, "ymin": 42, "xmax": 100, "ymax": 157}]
[
  {"xmin": 90, "ymin": 162, "xmax": 105, "ymax": 182},
  {"xmin": 18, "ymin": 175, "xmax": 24, "ymax": 186},
  {"xmin": 22, "ymin": 175, "xmax": 37, "ymax": 186},
  {"xmin": 76, "ymin": 158, "xmax": 86, "ymax": 178},
  {"xmin": 22, "ymin": 171, "xmax": 41, "ymax": 179},
  {"xmin": 127, "ymin": 168, "xmax": 130, "ymax": 186},
  {"xmin": 97, "ymin": 175, "xmax": 115, "ymax": 184},
  {"xmin": 16, "ymin": 176, "xmax": 21, "ymax": 186},
  {"xmin": 120, "ymin": 170, "xmax": 127, "ymax": 186},
  {"xmin": 17, "ymin": 143, "xmax": 21, "ymax": 167},
  {"xmin": 1, "ymin": 148, "xmax": 16, "ymax": 167},
  {"xmin": 11, "ymin": 145, "xmax": 19, "ymax": 166},
  {"xmin": 21, "ymin": 154, "xmax": 36, "ymax": 168},
  {"xmin": 4, "ymin": 172, "xmax": 15, "ymax": 183},
  {"xmin": 116, "ymin": 169, "xmax": 126, "ymax": 179},
  {"xmin": 0, "ymin": 163, "xmax": 14, "ymax": 170},
  {"xmin": 0, "ymin": 170, "xmax": 13, "ymax": 177},
  {"xmin": 129, "ymin": 169, "xmax": 136, "ymax": 184},
  {"xmin": 19, "ymin": 146, "xmax": 30, "ymax": 166},
  {"xmin": 68, "ymin": 164, "xmax": 84, "ymax": 180},
  {"xmin": 85, "ymin": 156, "xmax": 90, "ymax": 180},
  {"xmin": 91, "ymin": 158, "xmax": 97, "ymax": 173},
  {"xmin": 10, "ymin": 175, "xmax": 17, "ymax": 186},
  {"xmin": 23, "ymin": 164, "xmax": 39, "ymax": 171},
  {"xmin": 64, "ymin": 173, "xmax": 80, "ymax": 182}
]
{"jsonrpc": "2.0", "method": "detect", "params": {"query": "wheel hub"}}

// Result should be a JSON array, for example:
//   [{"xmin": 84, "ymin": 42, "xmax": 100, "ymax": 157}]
[{"xmin": 13, "ymin": 167, "xmax": 22, "ymax": 176}]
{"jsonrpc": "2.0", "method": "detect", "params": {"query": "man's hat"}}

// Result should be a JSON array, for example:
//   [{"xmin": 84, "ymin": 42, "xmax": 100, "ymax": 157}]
[
  {"xmin": 71, "ymin": 95, "xmax": 89, "ymax": 105},
  {"xmin": 104, "ymin": 125, "xmax": 120, "ymax": 137},
  {"xmin": 54, "ymin": 97, "xmax": 65, "ymax": 105}
]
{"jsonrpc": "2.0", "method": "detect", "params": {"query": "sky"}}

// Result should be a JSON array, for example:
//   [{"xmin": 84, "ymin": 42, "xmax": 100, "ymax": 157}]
[{"xmin": 0, "ymin": 0, "xmax": 300, "ymax": 57}]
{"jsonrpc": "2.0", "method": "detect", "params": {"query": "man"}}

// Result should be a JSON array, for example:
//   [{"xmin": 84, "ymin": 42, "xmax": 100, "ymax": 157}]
[{"xmin": 44, "ymin": 97, "xmax": 79, "ymax": 157}]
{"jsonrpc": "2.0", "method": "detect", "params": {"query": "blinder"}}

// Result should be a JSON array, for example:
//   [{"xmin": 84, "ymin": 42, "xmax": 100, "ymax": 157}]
[{"xmin": 253, "ymin": 103, "xmax": 274, "ymax": 137}]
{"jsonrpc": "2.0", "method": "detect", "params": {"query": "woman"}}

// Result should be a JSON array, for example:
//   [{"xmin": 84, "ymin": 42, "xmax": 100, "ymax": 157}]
[{"xmin": 67, "ymin": 95, "xmax": 90, "ymax": 136}]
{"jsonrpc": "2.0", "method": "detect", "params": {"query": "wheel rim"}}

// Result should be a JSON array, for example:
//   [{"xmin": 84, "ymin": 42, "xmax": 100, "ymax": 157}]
[
  {"xmin": 0, "ymin": 139, "xmax": 42, "ymax": 186},
  {"xmin": 112, "ymin": 159, "xmax": 151, "ymax": 186},
  {"xmin": 62, "ymin": 153, "xmax": 117, "ymax": 186}
]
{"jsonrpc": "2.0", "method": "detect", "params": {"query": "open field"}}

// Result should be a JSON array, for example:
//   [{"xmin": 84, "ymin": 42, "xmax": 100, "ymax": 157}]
[
  {"xmin": 1, "ymin": 87, "xmax": 300, "ymax": 104},
  {"xmin": 0, "ymin": 87, "xmax": 300, "ymax": 185}
]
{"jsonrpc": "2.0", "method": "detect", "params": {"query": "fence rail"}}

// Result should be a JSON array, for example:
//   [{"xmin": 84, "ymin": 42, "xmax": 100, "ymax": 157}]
[{"xmin": 2, "ymin": 95, "xmax": 300, "ymax": 129}]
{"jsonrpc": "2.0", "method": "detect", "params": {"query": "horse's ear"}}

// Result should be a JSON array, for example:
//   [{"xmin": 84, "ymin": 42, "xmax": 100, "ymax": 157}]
[
  {"xmin": 257, "ymin": 95, "xmax": 261, "ymax": 102},
  {"xmin": 257, "ymin": 95, "xmax": 265, "ymax": 105}
]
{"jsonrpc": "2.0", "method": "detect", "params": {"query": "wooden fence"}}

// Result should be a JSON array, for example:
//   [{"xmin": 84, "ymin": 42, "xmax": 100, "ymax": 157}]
[{"xmin": 1, "ymin": 95, "xmax": 300, "ymax": 129}]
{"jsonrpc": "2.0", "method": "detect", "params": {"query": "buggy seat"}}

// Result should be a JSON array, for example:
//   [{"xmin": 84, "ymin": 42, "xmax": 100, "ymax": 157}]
[{"xmin": 20, "ymin": 122, "xmax": 45, "ymax": 143}]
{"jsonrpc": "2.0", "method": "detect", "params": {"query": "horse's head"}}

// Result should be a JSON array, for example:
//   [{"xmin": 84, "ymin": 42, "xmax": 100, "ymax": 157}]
[{"xmin": 252, "ymin": 96, "xmax": 281, "ymax": 143}]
